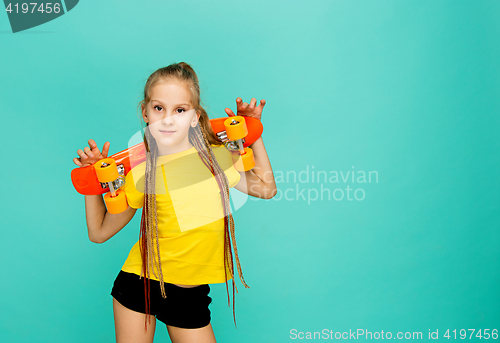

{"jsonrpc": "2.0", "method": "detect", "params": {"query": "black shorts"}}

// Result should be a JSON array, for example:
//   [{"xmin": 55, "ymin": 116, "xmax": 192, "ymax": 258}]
[{"xmin": 110, "ymin": 270, "xmax": 212, "ymax": 329}]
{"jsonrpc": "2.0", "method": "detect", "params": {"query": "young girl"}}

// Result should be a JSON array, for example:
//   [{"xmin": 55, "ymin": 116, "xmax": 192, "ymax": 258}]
[{"xmin": 73, "ymin": 62, "xmax": 277, "ymax": 343}]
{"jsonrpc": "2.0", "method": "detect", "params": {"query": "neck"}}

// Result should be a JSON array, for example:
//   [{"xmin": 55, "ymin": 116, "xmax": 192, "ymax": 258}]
[{"xmin": 157, "ymin": 141, "xmax": 194, "ymax": 156}]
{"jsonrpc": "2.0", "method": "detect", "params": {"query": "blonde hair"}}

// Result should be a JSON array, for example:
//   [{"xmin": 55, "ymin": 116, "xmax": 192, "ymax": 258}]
[{"xmin": 136, "ymin": 62, "xmax": 249, "ymax": 330}]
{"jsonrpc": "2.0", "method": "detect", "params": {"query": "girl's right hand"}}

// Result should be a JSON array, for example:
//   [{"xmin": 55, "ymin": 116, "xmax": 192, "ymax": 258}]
[{"xmin": 73, "ymin": 139, "xmax": 111, "ymax": 167}]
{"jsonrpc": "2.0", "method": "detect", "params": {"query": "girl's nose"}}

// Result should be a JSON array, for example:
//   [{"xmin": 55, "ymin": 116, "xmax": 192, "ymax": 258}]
[{"xmin": 161, "ymin": 113, "xmax": 175, "ymax": 126}]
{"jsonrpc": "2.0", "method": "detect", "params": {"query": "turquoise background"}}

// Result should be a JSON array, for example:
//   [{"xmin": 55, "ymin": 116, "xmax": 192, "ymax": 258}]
[{"xmin": 1, "ymin": 0, "xmax": 499, "ymax": 342}]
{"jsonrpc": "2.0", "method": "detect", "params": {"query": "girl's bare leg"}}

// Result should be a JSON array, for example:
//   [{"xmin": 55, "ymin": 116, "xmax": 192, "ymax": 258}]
[
  {"xmin": 167, "ymin": 323, "xmax": 217, "ymax": 343},
  {"xmin": 113, "ymin": 297, "xmax": 156, "ymax": 343}
]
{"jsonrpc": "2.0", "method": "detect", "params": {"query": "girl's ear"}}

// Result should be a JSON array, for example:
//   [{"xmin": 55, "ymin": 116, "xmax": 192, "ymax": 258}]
[
  {"xmin": 192, "ymin": 111, "xmax": 201, "ymax": 127},
  {"xmin": 141, "ymin": 103, "xmax": 148, "ymax": 123}
]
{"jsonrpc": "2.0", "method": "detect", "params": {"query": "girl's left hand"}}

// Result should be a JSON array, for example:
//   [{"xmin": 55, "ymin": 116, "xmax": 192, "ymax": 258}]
[{"xmin": 224, "ymin": 97, "xmax": 266, "ymax": 121}]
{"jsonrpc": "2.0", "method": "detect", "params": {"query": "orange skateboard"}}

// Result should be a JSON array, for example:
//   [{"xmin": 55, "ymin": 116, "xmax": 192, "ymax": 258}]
[{"xmin": 71, "ymin": 115, "xmax": 263, "ymax": 213}]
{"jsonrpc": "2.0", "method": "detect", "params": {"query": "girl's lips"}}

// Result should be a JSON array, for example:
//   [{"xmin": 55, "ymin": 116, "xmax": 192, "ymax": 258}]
[{"xmin": 160, "ymin": 130, "xmax": 176, "ymax": 135}]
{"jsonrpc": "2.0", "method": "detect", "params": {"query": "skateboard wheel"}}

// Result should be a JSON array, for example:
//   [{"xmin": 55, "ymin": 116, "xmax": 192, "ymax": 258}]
[
  {"xmin": 94, "ymin": 158, "xmax": 119, "ymax": 183},
  {"xmin": 103, "ymin": 189, "xmax": 128, "ymax": 214},
  {"xmin": 224, "ymin": 116, "xmax": 248, "ymax": 141},
  {"xmin": 232, "ymin": 147, "xmax": 255, "ymax": 172}
]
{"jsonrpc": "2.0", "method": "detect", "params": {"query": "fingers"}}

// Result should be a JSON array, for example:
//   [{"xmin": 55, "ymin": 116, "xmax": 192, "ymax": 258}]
[
  {"xmin": 236, "ymin": 97, "xmax": 248, "ymax": 110},
  {"xmin": 83, "ymin": 146, "xmax": 94, "ymax": 158},
  {"xmin": 236, "ymin": 97, "xmax": 265, "ymax": 110},
  {"xmin": 224, "ymin": 108, "xmax": 236, "ymax": 117},
  {"xmin": 90, "ymin": 138, "xmax": 103, "ymax": 156},
  {"xmin": 75, "ymin": 139, "xmax": 109, "ymax": 168},
  {"xmin": 249, "ymin": 98, "xmax": 257, "ymax": 109},
  {"xmin": 102, "ymin": 141, "xmax": 110, "ymax": 158},
  {"xmin": 75, "ymin": 149, "xmax": 89, "ymax": 167},
  {"xmin": 77, "ymin": 148, "xmax": 89, "ymax": 160},
  {"xmin": 88, "ymin": 139, "xmax": 97, "ymax": 148}
]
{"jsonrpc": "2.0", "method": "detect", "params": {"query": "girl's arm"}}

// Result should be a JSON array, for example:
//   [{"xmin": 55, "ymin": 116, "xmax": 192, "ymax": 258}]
[
  {"xmin": 75, "ymin": 139, "xmax": 136, "ymax": 243},
  {"xmin": 233, "ymin": 136, "xmax": 277, "ymax": 199},
  {"xmin": 85, "ymin": 194, "xmax": 137, "ymax": 243},
  {"xmin": 225, "ymin": 97, "xmax": 276, "ymax": 198}
]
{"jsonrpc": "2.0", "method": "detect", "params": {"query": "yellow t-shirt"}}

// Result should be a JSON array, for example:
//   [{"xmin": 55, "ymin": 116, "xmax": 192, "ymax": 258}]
[{"xmin": 120, "ymin": 144, "xmax": 241, "ymax": 285}]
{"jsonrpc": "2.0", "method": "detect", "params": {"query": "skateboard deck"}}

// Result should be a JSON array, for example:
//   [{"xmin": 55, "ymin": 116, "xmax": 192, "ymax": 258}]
[{"xmin": 71, "ymin": 116, "xmax": 263, "ymax": 195}]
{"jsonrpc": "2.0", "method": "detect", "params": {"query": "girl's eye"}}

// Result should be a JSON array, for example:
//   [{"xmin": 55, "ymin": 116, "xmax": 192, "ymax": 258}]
[{"xmin": 153, "ymin": 106, "xmax": 187, "ymax": 114}]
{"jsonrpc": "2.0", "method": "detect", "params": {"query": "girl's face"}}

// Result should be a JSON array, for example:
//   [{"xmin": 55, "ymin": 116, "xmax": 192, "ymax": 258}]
[{"xmin": 142, "ymin": 80, "xmax": 200, "ymax": 155}]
